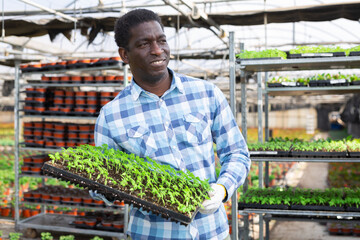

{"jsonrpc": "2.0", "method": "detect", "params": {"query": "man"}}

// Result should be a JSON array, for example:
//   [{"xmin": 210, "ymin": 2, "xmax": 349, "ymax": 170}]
[{"xmin": 94, "ymin": 8, "xmax": 250, "ymax": 240}]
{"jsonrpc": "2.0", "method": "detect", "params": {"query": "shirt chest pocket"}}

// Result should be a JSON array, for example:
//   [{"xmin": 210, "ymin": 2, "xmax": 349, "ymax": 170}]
[
  {"xmin": 124, "ymin": 125, "xmax": 157, "ymax": 157},
  {"xmin": 178, "ymin": 112, "xmax": 210, "ymax": 144}
]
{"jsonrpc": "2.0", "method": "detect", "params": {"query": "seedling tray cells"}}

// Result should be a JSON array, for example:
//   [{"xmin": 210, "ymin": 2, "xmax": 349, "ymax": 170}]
[{"xmin": 41, "ymin": 144, "xmax": 210, "ymax": 225}]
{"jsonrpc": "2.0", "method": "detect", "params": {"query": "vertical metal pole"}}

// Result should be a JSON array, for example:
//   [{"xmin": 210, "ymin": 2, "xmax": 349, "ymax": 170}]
[
  {"xmin": 264, "ymin": 74, "xmax": 270, "ymax": 240},
  {"xmin": 124, "ymin": 204, "xmax": 129, "ymax": 237},
  {"xmin": 264, "ymin": 72, "xmax": 269, "ymax": 188},
  {"xmin": 264, "ymin": 72, "xmax": 269, "ymax": 142},
  {"xmin": 240, "ymin": 42, "xmax": 249, "ymax": 240},
  {"xmin": 257, "ymin": 72, "xmax": 263, "ymax": 185},
  {"xmin": 14, "ymin": 60, "xmax": 20, "ymax": 230},
  {"xmin": 257, "ymin": 72, "xmax": 264, "ymax": 240},
  {"xmin": 229, "ymin": 31, "xmax": 238, "ymax": 240},
  {"xmin": 265, "ymin": 218, "xmax": 270, "ymax": 240},
  {"xmin": 122, "ymin": 62, "xmax": 130, "ymax": 238}
]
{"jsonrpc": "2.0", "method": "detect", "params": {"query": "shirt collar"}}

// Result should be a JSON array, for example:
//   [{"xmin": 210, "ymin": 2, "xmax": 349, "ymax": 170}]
[{"xmin": 130, "ymin": 67, "xmax": 184, "ymax": 101}]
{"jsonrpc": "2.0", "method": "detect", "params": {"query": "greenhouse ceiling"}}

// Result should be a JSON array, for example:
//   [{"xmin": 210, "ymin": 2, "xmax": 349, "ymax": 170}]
[{"xmin": 1, "ymin": 0, "xmax": 360, "ymax": 78}]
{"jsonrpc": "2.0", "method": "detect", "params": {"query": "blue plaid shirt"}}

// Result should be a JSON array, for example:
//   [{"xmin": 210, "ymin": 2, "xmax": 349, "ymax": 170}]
[{"xmin": 95, "ymin": 68, "xmax": 250, "ymax": 240}]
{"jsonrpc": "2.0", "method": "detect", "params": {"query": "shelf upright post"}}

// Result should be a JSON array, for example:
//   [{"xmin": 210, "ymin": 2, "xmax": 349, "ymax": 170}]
[
  {"xmin": 124, "ymin": 203, "xmax": 129, "ymax": 237},
  {"xmin": 264, "ymin": 72, "xmax": 269, "ymax": 187},
  {"xmin": 257, "ymin": 72, "xmax": 264, "ymax": 240},
  {"xmin": 264, "ymin": 72, "xmax": 270, "ymax": 240},
  {"xmin": 239, "ymin": 42, "xmax": 250, "ymax": 240},
  {"xmin": 257, "ymin": 72, "xmax": 264, "ymax": 187},
  {"xmin": 264, "ymin": 72, "xmax": 269, "ymax": 142},
  {"xmin": 229, "ymin": 31, "xmax": 239, "ymax": 240},
  {"xmin": 14, "ymin": 60, "xmax": 21, "ymax": 230}
]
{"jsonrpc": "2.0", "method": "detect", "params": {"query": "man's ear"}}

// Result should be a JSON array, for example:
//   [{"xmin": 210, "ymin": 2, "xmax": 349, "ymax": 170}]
[{"xmin": 118, "ymin": 48, "xmax": 129, "ymax": 64}]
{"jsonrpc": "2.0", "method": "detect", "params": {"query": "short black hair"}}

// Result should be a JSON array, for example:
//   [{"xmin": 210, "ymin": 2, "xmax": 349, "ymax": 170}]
[{"xmin": 114, "ymin": 9, "xmax": 164, "ymax": 50}]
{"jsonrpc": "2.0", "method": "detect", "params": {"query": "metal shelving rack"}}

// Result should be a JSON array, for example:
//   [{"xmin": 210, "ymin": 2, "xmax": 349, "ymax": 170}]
[
  {"xmin": 14, "ymin": 62, "xmax": 130, "ymax": 240},
  {"xmin": 228, "ymin": 32, "xmax": 360, "ymax": 240}
]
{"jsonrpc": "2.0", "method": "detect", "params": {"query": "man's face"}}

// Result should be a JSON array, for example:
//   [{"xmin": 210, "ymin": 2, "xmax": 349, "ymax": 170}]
[{"xmin": 119, "ymin": 21, "xmax": 170, "ymax": 84}]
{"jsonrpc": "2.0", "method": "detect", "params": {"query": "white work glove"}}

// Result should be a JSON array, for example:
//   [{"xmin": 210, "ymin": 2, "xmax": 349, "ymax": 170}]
[
  {"xmin": 89, "ymin": 190, "xmax": 115, "ymax": 206},
  {"xmin": 199, "ymin": 183, "xmax": 226, "ymax": 215}
]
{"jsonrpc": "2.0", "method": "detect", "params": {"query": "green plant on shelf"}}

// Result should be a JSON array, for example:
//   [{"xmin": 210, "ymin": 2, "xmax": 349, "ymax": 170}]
[
  {"xmin": 349, "ymin": 74, "xmax": 360, "ymax": 83},
  {"xmin": 248, "ymin": 137, "xmax": 293, "ymax": 152},
  {"xmin": 90, "ymin": 237, "xmax": 104, "ymax": 240},
  {"xmin": 345, "ymin": 137, "xmax": 360, "ymax": 152},
  {"xmin": 236, "ymin": 49, "xmax": 287, "ymax": 59},
  {"xmin": 344, "ymin": 188, "xmax": 360, "ymax": 208},
  {"xmin": 296, "ymin": 77, "xmax": 309, "ymax": 85},
  {"xmin": 268, "ymin": 76, "xmax": 297, "ymax": 85},
  {"xmin": 323, "ymin": 140, "xmax": 347, "ymax": 152},
  {"xmin": 346, "ymin": 45, "xmax": 360, "ymax": 55},
  {"xmin": 332, "ymin": 72, "xmax": 348, "ymax": 80},
  {"xmin": 240, "ymin": 187, "xmax": 360, "ymax": 208},
  {"xmin": 59, "ymin": 235, "xmax": 75, "ymax": 240},
  {"xmin": 289, "ymin": 45, "xmax": 346, "ymax": 54},
  {"xmin": 310, "ymin": 73, "xmax": 331, "ymax": 81},
  {"xmin": 9, "ymin": 232, "xmax": 22, "ymax": 240},
  {"xmin": 41, "ymin": 232, "xmax": 53, "ymax": 240}
]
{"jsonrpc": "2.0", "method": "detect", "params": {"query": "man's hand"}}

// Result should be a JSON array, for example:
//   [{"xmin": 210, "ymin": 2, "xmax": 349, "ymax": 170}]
[
  {"xmin": 89, "ymin": 190, "xmax": 115, "ymax": 206},
  {"xmin": 199, "ymin": 183, "xmax": 226, "ymax": 215}
]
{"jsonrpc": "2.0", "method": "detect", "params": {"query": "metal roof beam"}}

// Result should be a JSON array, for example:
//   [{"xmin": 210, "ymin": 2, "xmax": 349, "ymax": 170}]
[
  {"xmin": 178, "ymin": 0, "xmax": 228, "ymax": 45},
  {"xmin": 163, "ymin": 0, "xmax": 228, "ymax": 46},
  {"xmin": 18, "ymin": 0, "xmax": 77, "ymax": 22}
]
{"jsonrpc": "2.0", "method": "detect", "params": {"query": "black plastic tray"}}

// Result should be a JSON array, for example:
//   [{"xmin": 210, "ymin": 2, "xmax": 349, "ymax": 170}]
[
  {"xmin": 66, "ymin": 63, "xmax": 91, "ymax": 69},
  {"xmin": 288, "ymin": 52, "xmax": 346, "ymax": 58},
  {"xmin": 92, "ymin": 60, "xmax": 120, "ymax": 67},
  {"xmin": 290, "ymin": 151, "xmax": 347, "ymax": 158},
  {"xmin": 350, "ymin": 81, "xmax": 360, "ymax": 85},
  {"xmin": 309, "ymin": 80, "xmax": 330, "ymax": 87},
  {"xmin": 249, "ymin": 150, "xmax": 290, "ymax": 158},
  {"xmin": 290, "ymin": 204, "xmax": 345, "ymax": 212},
  {"xmin": 42, "ymin": 162, "xmax": 199, "ymax": 226},
  {"xmin": 236, "ymin": 57, "xmax": 282, "ymax": 63},
  {"xmin": 346, "ymin": 206, "xmax": 360, "ymax": 212},
  {"xmin": 238, "ymin": 202, "xmax": 289, "ymax": 210},
  {"xmin": 347, "ymin": 152, "xmax": 360, "ymax": 158},
  {"xmin": 349, "ymin": 51, "xmax": 360, "ymax": 56}
]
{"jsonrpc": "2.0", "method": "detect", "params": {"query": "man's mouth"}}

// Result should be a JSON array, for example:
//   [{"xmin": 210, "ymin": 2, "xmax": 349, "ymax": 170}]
[{"xmin": 151, "ymin": 59, "xmax": 165, "ymax": 65}]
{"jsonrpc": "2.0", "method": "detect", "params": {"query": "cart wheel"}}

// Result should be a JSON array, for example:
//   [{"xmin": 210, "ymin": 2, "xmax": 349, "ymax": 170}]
[{"xmin": 24, "ymin": 228, "xmax": 37, "ymax": 238}]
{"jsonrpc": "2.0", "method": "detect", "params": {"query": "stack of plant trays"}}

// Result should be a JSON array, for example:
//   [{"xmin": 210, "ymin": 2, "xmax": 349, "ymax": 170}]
[{"xmin": 15, "ymin": 59, "xmax": 130, "ymax": 240}]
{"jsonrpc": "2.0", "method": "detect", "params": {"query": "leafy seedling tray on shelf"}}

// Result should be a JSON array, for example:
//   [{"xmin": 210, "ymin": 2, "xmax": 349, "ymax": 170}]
[{"xmin": 42, "ymin": 162, "xmax": 199, "ymax": 226}]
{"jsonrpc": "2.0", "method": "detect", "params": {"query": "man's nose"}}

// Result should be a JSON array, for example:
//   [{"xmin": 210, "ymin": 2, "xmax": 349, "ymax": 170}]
[{"xmin": 150, "ymin": 42, "xmax": 163, "ymax": 55}]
